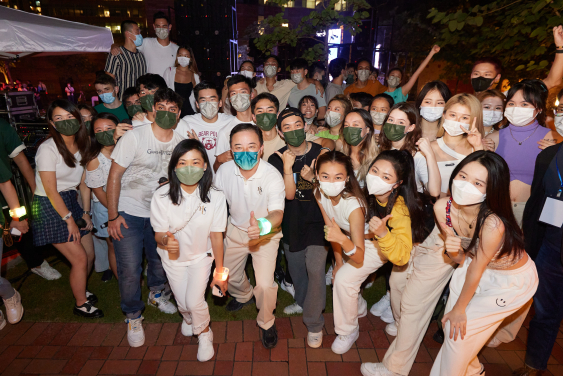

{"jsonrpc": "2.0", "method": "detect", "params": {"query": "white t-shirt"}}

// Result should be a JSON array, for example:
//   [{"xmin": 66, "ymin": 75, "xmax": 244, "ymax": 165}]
[
  {"xmin": 137, "ymin": 38, "xmax": 179, "ymax": 77},
  {"xmin": 214, "ymin": 117, "xmax": 256, "ymax": 156},
  {"xmin": 214, "ymin": 159, "xmax": 285, "ymax": 231},
  {"xmin": 34, "ymin": 138, "xmax": 83, "ymax": 197},
  {"xmin": 132, "ymin": 114, "xmax": 152, "ymax": 128},
  {"xmin": 150, "ymin": 185, "xmax": 227, "ymax": 263},
  {"xmin": 319, "ymin": 193, "xmax": 369, "ymax": 234},
  {"xmin": 85, "ymin": 152, "xmax": 112, "ymax": 202},
  {"xmin": 111, "ymin": 124, "xmax": 185, "ymax": 218},
  {"xmin": 176, "ymin": 113, "xmax": 234, "ymax": 167},
  {"xmin": 413, "ymin": 151, "xmax": 429, "ymax": 193}
]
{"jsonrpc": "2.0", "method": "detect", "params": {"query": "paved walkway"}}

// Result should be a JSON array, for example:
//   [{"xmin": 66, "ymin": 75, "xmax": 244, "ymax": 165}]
[{"xmin": 1, "ymin": 310, "xmax": 562, "ymax": 376}]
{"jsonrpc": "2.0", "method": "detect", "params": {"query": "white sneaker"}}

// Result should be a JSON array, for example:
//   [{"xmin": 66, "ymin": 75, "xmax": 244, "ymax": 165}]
[
  {"xmin": 365, "ymin": 281, "xmax": 374, "ymax": 289},
  {"xmin": 326, "ymin": 265, "xmax": 333, "ymax": 285},
  {"xmin": 126, "ymin": 316, "xmax": 145, "ymax": 347},
  {"xmin": 3, "ymin": 290, "xmax": 23, "ymax": 324},
  {"xmin": 307, "ymin": 331, "xmax": 323, "ymax": 348},
  {"xmin": 358, "ymin": 296, "xmax": 367, "ymax": 318},
  {"xmin": 370, "ymin": 291, "xmax": 390, "ymax": 317},
  {"xmin": 31, "ymin": 260, "xmax": 62, "ymax": 280},
  {"xmin": 331, "ymin": 327, "xmax": 359, "ymax": 354},
  {"xmin": 360, "ymin": 362, "xmax": 398, "ymax": 376},
  {"xmin": 380, "ymin": 305, "xmax": 394, "ymax": 324},
  {"xmin": 385, "ymin": 322, "xmax": 397, "ymax": 336},
  {"xmin": 148, "ymin": 290, "xmax": 178, "ymax": 314},
  {"xmin": 283, "ymin": 303, "xmax": 303, "ymax": 315},
  {"xmin": 0, "ymin": 310, "xmax": 6, "ymax": 331},
  {"xmin": 197, "ymin": 329, "xmax": 214, "ymax": 362},
  {"xmin": 486, "ymin": 336, "xmax": 502, "ymax": 348},
  {"xmin": 181, "ymin": 320, "xmax": 193, "ymax": 337},
  {"xmin": 280, "ymin": 280, "xmax": 295, "ymax": 298}
]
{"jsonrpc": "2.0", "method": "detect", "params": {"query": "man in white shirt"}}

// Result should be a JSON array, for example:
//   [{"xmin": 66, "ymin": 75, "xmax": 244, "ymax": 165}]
[
  {"xmin": 110, "ymin": 12, "xmax": 179, "ymax": 77},
  {"xmin": 213, "ymin": 75, "xmax": 256, "ymax": 172},
  {"xmin": 176, "ymin": 81, "xmax": 233, "ymax": 168},
  {"xmin": 287, "ymin": 58, "xmax": 327, "ymax": 120},
  {"xmin": 107, "ymin": 88, "xmax": 184, "ymax": 348},
  {"xmin": 214, "ymin": 123, "xmax": 285, "ymax": 349}
]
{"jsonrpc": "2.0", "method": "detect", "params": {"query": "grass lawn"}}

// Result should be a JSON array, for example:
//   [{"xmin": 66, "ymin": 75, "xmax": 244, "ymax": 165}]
[{"xmin": 4, "ymin": 248, "xmax": 387, "ymax": 324}]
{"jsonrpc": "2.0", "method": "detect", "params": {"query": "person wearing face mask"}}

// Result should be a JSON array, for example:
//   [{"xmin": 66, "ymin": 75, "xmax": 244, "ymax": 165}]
[
  {"xmin": 268, "ymin": 108, "xmax": 328, "ymax": 348},
  {"xmin": 78, "ymin": 104, "xmax": 98, "ymax": 132},
  {"xmin": 344, "ymin": 60, "xmax": 387, "ymax": 97},
  {"xmin": 288, "ymin": 58, "xmax": 327, "ymax": 121},
  {"xmin": 430, "ymin": 94, "xmax": 485, "ymax": 197},
  {"xmin": 222, "ymin": 61, "xmax": 258, "ymax": 115},
  {"xmin": 107, "ymin": 89, "xmax": 184, "ymax": 347},
  {"xmin": 298, "ymin": 96, "xmax": 336, "ymax": 150},
  {"xmin": 82, "ymin": 114, "xmax": 120, "ymax": 283},
  {"xmin": 340, "ymin": 109, "xmax": 379, "ymax": 187},
  {"xmin": 317, "ymin": 95, "xmax": 353, "ymax": 150},
  {"xmin": 105, "ymin": 20, "xmax": 147, "ymax": 101},
  {"xmin": 250, "ymin": 93, "xmax": 285, "ymax": 162},
  {"xmin": 213, "ymin": 123, "xmax": 285, "ymax": 349},
  {"xmin": 493, "ymin": 80, "xmax": 563, "ymax": 227},
  {"xmin": 310, "ymin": 62, "xmax": 327, "ymax": 85},
  {"xmin": 349, "ymin": 92, "xmax": 374, "ymax": 111},
  {"xmin": 326, "ymin": 58, "xmax": 348, "ymax": 104},
  {"xmin": 214, "ymin": 75, "xmax": 256, "ymax": 172},
  {"xmin": 94, "ymin": 74, "xmax": 129, "ymax": 121},
  {"xmin": 121, "ymin": 87, "xmax": 148, "ymax": 127},
  {"xmin": 110, "ymin": 12, "xmax": 179, "ymax": 78},
  {"xmin": 31, "ymin": 99, "xmax": 102, "ymax": 318},
  {"xmin": 150, "ymin": 139, "xmax": 227, "ymax": 362},
  {"xmin": 415, "ymin": 81, "xmax": 452, "ymax": 142},
  {"xmin": 176, "ymin": 82, "xmax": 232, "ymax": 169},
  {"xmin": 163, "ymin": 46, "xmax": 200, "ymax": 117},
  {"xmin": 477, "ymin": 89, "xmax": 507, "ymax": 151},
  {"xmin": 369, "ymin": 94, "xmax": 394, "ymax": 139},
  {"xmin": 127, "ymin": 74, "xmax": 168, "ymax": 131}
]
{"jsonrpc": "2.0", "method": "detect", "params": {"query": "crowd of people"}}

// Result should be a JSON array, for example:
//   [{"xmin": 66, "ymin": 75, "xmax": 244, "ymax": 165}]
[{"xmin": 1, "ymin": 10, "xmax": 563, "ymax": 376}]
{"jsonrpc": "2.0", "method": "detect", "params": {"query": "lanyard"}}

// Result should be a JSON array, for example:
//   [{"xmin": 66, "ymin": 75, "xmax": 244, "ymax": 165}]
[{"xmin": 556, "ymin": 145, "xmax": 563, "ymax": 197}]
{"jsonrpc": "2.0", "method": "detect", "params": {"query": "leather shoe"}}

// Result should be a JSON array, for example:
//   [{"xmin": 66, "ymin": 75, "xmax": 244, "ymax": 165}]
[
  {"xmin": 260, "ymin": 323, "xmax": 278, "ymax": 349},
  {"xmin": 225, "ymin": 298, "xmax": 254, "ymax": 312},
  {"xmin": 513, "ymin": 365, "xmax": 545, "ymax": 376}
]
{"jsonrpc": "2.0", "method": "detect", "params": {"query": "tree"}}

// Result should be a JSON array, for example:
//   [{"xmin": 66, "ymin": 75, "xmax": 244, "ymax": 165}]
[
  {"xmin": 426, "ymin": 0, "xmax": 563, "ymax": 83},
  {"xmin": 252, "ymin": 0, "xmax": 370, "ymax": 66},
  {"xmin": 0, "ymin": 60, "xmax": 15, "ymax": 84}
]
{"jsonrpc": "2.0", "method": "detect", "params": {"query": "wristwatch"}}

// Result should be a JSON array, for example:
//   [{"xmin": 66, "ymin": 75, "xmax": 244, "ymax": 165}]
[{"xmin": 83, "ymin": 211, "xmax": 92, "ymax": 216}]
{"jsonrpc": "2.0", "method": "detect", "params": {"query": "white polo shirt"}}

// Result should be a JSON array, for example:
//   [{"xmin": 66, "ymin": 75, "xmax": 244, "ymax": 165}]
[{"xmin": 214, "ymin": 159, "xmax": 285, "ymax": 231}]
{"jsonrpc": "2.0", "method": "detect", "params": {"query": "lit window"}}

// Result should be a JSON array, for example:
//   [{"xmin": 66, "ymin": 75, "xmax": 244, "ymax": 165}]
[
  {"xmin": 282, "ymin": 23, "xmax": 288, "ymax": 27},
  {"xmin": 35, "ymin": 1, "xmax": 40, "ymax": 5},
  {"xmin": 37, "ymin": 6, "xmax": 41, "ymax": 12},
  {"xmin": 306, "ymin": 0, "xmax": 315, "ymax": 8},
  {"xmin": 104, "ymin": 10, "xmax": 110, "ymax": 17},
  {"xmin": 105, "ymin": 26, "xmax": 111, "ymax": 31}
]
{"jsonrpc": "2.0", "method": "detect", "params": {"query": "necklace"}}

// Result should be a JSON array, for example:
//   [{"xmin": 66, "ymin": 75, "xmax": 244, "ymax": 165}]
[
  {"xmin": 459, "ymin": 207, "xmax": 477, "ymax": 230},
  {"xmin": 509, "ymin": 125, "xmax": 538, "ymax": 145},
  {"xmin": 294, "ymin": 142, "xmax": 310, "ymax": 162},
  {"xmin": 484, "ymin": 128, "xmax": 495, "ymax": 136}
]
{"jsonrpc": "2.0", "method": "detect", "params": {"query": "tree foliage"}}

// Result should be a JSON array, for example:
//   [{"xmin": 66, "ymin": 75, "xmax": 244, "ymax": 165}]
[{"xmin": 427, "ymin": 0, "xmax": 563, "ymax": 83}]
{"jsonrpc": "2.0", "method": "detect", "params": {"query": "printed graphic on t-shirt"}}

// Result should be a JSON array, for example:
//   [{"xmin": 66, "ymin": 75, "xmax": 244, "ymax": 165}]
[
  {"xmin": 197, "ymin": 130, "xmax": 218, "ymax": 151},
  {"xmin": 295, "ymin": 173, "xmax": 314, "ymax": 201}
]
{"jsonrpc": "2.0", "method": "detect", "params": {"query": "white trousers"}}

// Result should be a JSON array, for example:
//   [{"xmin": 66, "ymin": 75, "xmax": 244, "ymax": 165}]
[
  {"xmin": 388, "ymin": 248, "xmax": 415, "ymax": 327},
  {"xmin": 159, "ymin": 250, "xmax": 214, "ymax": 335},
  {"xmin": 333, "ymin": 241, "xmax": 387, "ymax": 335},
  {"xmin": 430, "ymin": 256, "xmax": 538, "ymax": 376}
]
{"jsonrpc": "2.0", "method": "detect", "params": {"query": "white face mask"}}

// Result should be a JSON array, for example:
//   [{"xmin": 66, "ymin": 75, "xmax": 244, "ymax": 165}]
[
  {"xmin": 177, "ymin": 57, "xmax": 190, "ymax": 67},
  {"xmin": 319, "ymin": 181, "xmax": 346, "ymax": 197},
  {"xmin": 370, "ymin": 111, "xmax": 386, "ymax": 125},
  {"xmin": 482, "ymin": 110, "xmax": 504, "ymax": 127},
  {"xmin": 366, "ymin": 174, "xmax": 395, "ymax": 196},
  {"xmin": 452, "ymin": 179, "xmax": 486, "ymax": 206},
  {"xmin": 357, "ymin": 69, "xmax": 370, "ymax": 82},
  {"xmin": 554, "ymin": 113, "xmax": 563, "ymax": 136},
  {"xmin": 420, "ymin": 107, "xmax": 444, "ymax": 122},
  {"xmin": 442, "ymin": 119, "xmax": 469, "ymax": 137},
  {"xmin": 325, "ymin": 111, "xmax": 342, "ymax": 127},
  {"xmin": 230, "ymin": 93, "xmax": 251, "ymax": 112},
  {"xmin": 264, "ymin": 65, "xmax": 277, "ymax": 78},
  {"xmin": 505, "ymin": 107, "xmax": 537, "ymax": 127},
  {"xmin": 240, "ymin": 70, "xmax": 253, "ymax": 79},
  {"xmin": 388, "ymin": 76, "xmax": 401, "ymax": 88},
  {"xmin": 304, "ymin": 115, "xmax": 316, "ymax": 125},
  {"xmin": 291, "ymin": 72, "xmax": 304, "ymax": 84},
  {"xmin": 155, "ymin": 28, "xmax": 169, "ymax": 40},
  {"xmin": 199, "ymin": 101, "xmax": 219, "ymax": 120}
]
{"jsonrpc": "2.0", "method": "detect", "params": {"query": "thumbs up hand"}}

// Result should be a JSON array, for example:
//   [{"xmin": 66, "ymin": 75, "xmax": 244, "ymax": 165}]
[
  {"xmin": 165, "ymin": 231, "xmax": 180, "ymax": 253},
  {"xmin": 439, "ymin": 223, "xmax": 463, "ymax": 257},
  {"xmin": 248, "ymin": 211, "xmax": 261, "ymax": 239},
  {"xmin": 324, "ymin": 217, "xmax": 345, "ymax": 244},
  {"xmin": 369, "ymin": 215, "xmax": 392, "ymax": 238}
]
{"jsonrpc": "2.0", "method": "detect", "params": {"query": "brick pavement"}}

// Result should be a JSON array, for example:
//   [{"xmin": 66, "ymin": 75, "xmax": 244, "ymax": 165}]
[{"xmin": 1, "ymin": 311, "xmax": 563, "ymax": 376}]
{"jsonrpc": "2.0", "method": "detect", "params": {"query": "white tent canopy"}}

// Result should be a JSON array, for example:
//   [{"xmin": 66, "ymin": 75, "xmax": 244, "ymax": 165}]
[{"xmin": 0, "ymin": 6, "xmax": 113, "ymax": 59}]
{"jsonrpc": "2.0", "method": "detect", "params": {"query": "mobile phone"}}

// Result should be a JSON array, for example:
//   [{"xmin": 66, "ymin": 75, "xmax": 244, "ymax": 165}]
[
  {"xmin": 212, "ymin": 285, "xmax": 224, "ymax": 297},
  {"xmin": 10, "ymin": 227, "xmax": 21, "ymax": 236}
]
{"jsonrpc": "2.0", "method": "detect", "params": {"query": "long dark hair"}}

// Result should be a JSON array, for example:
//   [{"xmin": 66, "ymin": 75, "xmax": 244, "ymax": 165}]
[
  {"xmin": 379, "ymin": 102, "xmax": 421, "ymax": 156},
  {"xmin": 366, "ymin": 150, "xmax": 429, "ymax": 243},
  {"xmin": 314, "ymin": 150, "xmax": 368, "ymax": 219},
  {"xmin": 165, "ymin": 139, "xmax": 213, "ymax": 205},
  {"xmin": 341, "ymin": 109, "xmax": 379, "ymax": 183},
  {"xmin": 177, "ymin": 45, "xmax": 200, "ymax": 75},
  {"xmin": 46, "ymin": 99, "xmax": 90, "ymax": 168},
  {"xmin": 415, "ymin": 80, "xmax": 452, "ymax": 109},
  {"xmin": 81, "ymin": 113, "xmax": 118, "ymax": 167},
  {"xmin": 448, "ymin": 150, "xmax": 524, "ymax": 259},
  {"xmin": 506, "ymin": 79, "xmax": 548, "ymax": 126}
]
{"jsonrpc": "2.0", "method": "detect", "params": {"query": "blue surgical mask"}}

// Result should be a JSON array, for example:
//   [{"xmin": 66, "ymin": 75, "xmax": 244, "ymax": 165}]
[
  {"xmin": 233, "ymin": 151, "xmax": 259, "ymax": 170},
  {"xmin": 133, "ymin": 34, "xmax": 143, "ymax": 47},
  {"xmin": 99, "ymin": 92, "xmax": 116, "ymax": 104}
]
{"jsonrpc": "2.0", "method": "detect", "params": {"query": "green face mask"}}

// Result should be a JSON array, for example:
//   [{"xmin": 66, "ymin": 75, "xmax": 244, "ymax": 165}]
[
  {"xmin": 54, "ymin": 119, "xmax": 81, "ymax": 136},
  {"xmin": 140, "ymin": 94, "xmax": 154, "ymax": 111},
  {"xmin": 256, "ymin": 113, "xmax": 277, "ymax": 131},
  {"xmin": 382, "ymin": 122, "xmax": 407, "ymax": 141},
  {"xmin": 343, "ymin": 126, "xmax": 365, "ymax": 146},
  {"xmin": 284, "ymin": 128, "xmax": 306, "ymax": 147},
  {"xmin": 127, "ymin": 104, "xmax": 143, "ymax": 117},
  {"xmin": 175, "ymin": 165, "xmax": 204, "ymax": 185},
  {"xmin": 155, "ymin": 110, "xmax": 177, "ymax": 129},
  {"xmin": 95, "ymin": 129, "xmax": 115, "ymax": 146},
  {"xmin": 84, "ymin": 120, "xmax": 91, "ymax": 132}
]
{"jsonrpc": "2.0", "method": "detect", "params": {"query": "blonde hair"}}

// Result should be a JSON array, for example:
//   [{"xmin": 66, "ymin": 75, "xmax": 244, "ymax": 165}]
[
  {"xmin": 437, "ymin": 93, "xmax": 484, "ymax": 138},
  {"xmin": 328, "ymin": 94, "xmax": 353, "ymax": 117}
]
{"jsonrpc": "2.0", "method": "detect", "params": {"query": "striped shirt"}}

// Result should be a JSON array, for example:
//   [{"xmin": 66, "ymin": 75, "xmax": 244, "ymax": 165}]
[{"xmin": 105, "ymin": 47, "xmax": 147, "ymax": 100}]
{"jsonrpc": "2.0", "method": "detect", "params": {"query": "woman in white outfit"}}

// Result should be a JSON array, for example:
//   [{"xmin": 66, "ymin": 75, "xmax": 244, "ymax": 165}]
[{"xmin": 150, "ymin": 139, "xmax": 228, "ymax": 362}]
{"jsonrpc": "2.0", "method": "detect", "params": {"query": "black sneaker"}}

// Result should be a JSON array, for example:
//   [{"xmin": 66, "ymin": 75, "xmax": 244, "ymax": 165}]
[
  {"xmin": 101, "ymin": 270, "xmax": 113, "ymax": 282},
  {"xmin": 86, "ymin": 290, "xmax": 98, "ymax": 305},
  {"xmin": 73, "ymin": 302, "xmax": 104, "ymax": 318},
  {"xmin": 225, "ymin": 298, "xmax": 254, "ymax": 312},
  {"xmin": 260, "ymin": 323, "xmax": 278, "ymax": 349}
]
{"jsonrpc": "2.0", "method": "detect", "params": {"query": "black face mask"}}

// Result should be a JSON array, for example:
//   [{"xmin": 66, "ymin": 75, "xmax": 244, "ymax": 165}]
[{"xmin": 471, "ymin": 77, "xmax": 494, "ymax": 92}]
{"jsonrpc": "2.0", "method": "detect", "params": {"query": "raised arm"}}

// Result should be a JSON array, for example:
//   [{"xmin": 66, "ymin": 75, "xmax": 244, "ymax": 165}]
[
  {"xmin": 542, "ymin": 26, "xmax": 563, "ymax": 90},
  {"xmin": 401, "ymin": 45, "xmax": 441, "ymax": 96}
]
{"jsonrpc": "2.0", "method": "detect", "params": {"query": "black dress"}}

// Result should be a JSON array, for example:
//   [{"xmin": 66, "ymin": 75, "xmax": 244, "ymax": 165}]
[{"xmin": 174, "ymin": 81, "xmax": 195, "ymax": 116}]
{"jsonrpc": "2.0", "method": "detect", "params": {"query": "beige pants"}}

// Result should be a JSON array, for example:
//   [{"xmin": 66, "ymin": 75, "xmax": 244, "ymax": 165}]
[
  {"xmin": 383, "ymin": 226, "xmax": 456, "ymax": 376},
  {"xmin": 512, "ymin": 201, "xmax": 526, "ymax": 228},
  {"xmin": 388, "ymin": 247, "xmax": 416, "ymax": 326},
  {"xmin": 223, "ymin": 221, "xmax": 282, "ymax": 330}
]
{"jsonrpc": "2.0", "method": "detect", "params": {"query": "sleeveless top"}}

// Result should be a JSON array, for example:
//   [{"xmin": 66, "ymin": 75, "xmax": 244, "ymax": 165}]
[
  {"xmin": 436, "ymin": 138, "xmax": 466, "ymax": 194},
  {"xmin": 496, "ymin": 121, "xmax": 550, "ymax": 185},
  {"xmin": 445, "ymin": 198, "xmax": 522, "ymax": 270}
]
